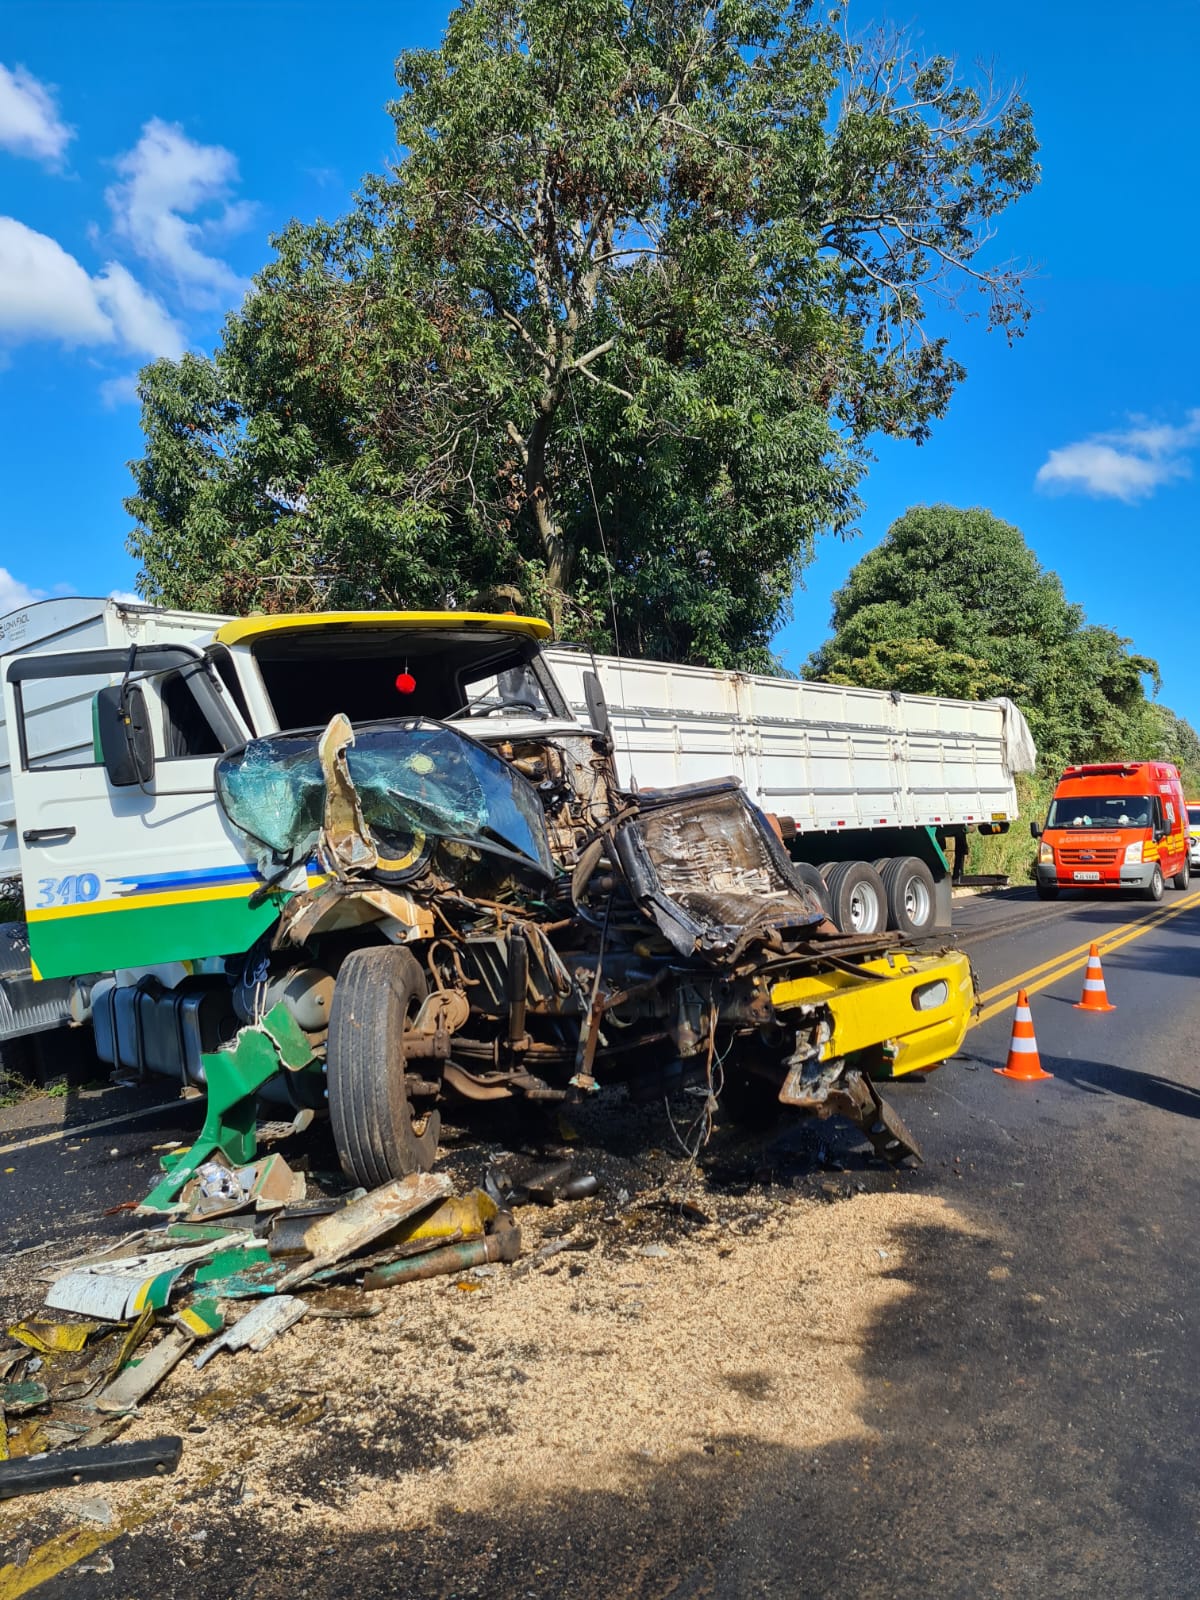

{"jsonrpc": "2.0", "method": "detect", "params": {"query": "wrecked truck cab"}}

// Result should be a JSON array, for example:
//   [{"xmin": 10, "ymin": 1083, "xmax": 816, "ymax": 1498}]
[{"xmin": 0, "ymin": 605, "xmax": 975, "ymax": 1203}]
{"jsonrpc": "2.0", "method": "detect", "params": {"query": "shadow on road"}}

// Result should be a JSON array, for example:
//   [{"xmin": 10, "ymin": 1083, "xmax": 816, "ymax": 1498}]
[{"xmin": 1044, "ymin": 1055, "xmax": 1200, "ymax": 1120}]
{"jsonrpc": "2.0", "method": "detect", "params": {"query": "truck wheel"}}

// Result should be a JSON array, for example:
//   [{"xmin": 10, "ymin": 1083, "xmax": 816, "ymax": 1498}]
[
  {"xmin": 1173, "ymin": 859, "xmax": 1191, "ymax": 891},
  {"xmin": 1035, "ymin": 881, "xmax": 1059, "ymax": 901},
  {"xmin": 879, "ymin": 856, "xmax": 937, "ymax": 936},
  {"xmin": 327, "ymin": 946, "xmax": 441, "ymax": 1187},
  {"xmin": 1144, "ymin": 865, "xmax": 1164, "ymax": 902},
  {"xmin": 823, "ymin": 861, "xmax": 887, "ymax": 935},
  {"xmin": 785, "ymin": 860, "xmax": 833, "ymax": 921}
]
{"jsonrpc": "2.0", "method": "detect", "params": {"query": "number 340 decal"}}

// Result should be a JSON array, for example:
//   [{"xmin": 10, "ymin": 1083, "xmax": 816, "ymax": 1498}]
[{"xmin": 36, "ymin": 873, "xmax": 101, "ymax": 907}]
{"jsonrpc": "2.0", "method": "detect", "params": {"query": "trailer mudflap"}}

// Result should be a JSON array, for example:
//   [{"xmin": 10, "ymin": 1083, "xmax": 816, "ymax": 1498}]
[{"xmin": 770, "ymin": 948, "xmax": 974, "ymax": 1079}]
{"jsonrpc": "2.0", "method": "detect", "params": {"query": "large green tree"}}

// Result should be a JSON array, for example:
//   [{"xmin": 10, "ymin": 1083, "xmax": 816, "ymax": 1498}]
[
  {"xmin": 127, "ymin": 0, "xmax": 1038, "ymax": 666},
  {"xmin": 807, "ymin": 504, "xmax": 1190, "ymax": 774}
]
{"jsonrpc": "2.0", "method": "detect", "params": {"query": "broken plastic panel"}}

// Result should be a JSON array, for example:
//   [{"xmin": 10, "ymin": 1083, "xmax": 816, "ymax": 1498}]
[{"xmin": 216, "ymin": 719, "xmax": 553, "ymax": 879}]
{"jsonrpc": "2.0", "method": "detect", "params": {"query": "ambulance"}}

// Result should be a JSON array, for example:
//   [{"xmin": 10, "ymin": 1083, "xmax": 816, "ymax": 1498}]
[
  {"xmin": 1031, "ymin": 761, "xmax": 1190, "ymax": 901},
  {"xmin": 1187, "ymin": 801, "xmax": 1200, "ymax": 870}
]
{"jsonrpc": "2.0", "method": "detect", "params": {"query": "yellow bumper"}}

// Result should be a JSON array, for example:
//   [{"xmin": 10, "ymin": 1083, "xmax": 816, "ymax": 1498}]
[{"xmin": 770, "ymin": 948, "xmax": 975, "ymax": 1078}]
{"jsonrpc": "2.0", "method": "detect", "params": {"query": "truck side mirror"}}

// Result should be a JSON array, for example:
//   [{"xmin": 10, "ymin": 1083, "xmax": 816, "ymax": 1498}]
[
  {"xmin": 1029, "ymin": 820, "xmax": 1041, "ymax": 839},
  {"xmin": 96, "ymin": 683, "xmax": 156, "ymax": 788},
  {"xmin": 582, "ymin": 668, "xmax": 611, "ymax": 742}
]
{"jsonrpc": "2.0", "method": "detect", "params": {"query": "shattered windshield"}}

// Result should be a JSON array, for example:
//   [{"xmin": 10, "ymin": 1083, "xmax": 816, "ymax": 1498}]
[{"xmin": 216, "ymin": 719, "xmax": 553, "ymax": 878}]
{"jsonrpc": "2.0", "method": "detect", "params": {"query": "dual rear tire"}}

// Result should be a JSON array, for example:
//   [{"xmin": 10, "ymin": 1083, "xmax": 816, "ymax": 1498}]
[{"xmin": 817, "ymin": 856, "xmax": 937, "ymax": 936}]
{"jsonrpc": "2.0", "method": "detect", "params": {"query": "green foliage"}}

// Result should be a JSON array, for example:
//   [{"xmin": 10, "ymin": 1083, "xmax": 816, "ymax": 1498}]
[
  {"xmin": 809, "ymin": 503, "xmax": 1199, "ymax": 781},
  {"xmin": 127, "ymin": 0, "xmax": 1038, "ymax": 667}
]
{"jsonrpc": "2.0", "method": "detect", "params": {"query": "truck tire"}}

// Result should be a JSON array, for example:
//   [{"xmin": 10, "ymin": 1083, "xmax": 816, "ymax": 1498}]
[
  {"xmin": 879, "ymin": 856, "xmax": 937, "ymax": 936},
  {"xmin": 1144, "ymin": 865, "xmax": 1164, "ymax": 902},
  {"xmin": 823, "ymin": 861, "xmax": 887, "ymax": 935},
  {"xmin": 785, "ymin": 860, "xmax": 833, "ymax": 921},
  {"xmin": 1035, "ymin": 881, "xmax": 1059, "ymax": 901},
  {"xmin": 327, "ymin": 946, "xmax": 441, "ymax": 1187},
  {"xmin": 1173, "ymin": 859, "xmax": 1191, "ymax": 891}
]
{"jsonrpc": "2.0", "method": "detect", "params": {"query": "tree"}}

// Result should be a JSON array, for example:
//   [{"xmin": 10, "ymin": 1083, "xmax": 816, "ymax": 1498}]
[
  {"xmin": 807, "ymin": 504, "xmax": 1191, "ymax": 773},
  {"xmin": 127, "ymin": 0, "xmax": 1038, "ymax": 666}
]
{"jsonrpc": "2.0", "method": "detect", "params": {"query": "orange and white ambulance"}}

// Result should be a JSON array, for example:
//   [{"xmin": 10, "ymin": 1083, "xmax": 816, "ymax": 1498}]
[{"xmin": 1031, "ymin": 761, "xmax": 1190, "ymax": 901}]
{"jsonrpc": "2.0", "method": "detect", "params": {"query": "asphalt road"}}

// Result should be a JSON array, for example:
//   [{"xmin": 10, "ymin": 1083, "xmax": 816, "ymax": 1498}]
[{"xmin": 4, "ymin": 881, "xmax": 1200, "ymax": 1597}]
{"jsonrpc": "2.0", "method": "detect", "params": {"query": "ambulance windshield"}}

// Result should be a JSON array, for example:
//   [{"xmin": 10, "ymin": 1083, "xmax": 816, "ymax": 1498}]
[{"xmin": 1046, "ymin": 795, "xmax": 1153, "ymax": 829}]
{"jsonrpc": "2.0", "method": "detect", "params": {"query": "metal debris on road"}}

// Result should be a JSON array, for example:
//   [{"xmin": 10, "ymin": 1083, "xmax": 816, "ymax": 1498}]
[
  {"xmin": 193, "ymin": 1296, "xmax": 309, "ymax": 1370},
  {"xmin": 0, "ymin": 1435, "xmax": 183, "ymax": 1500}
]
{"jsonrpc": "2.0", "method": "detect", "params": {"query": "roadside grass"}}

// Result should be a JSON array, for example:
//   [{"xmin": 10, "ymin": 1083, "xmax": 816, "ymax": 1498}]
[
  {"xmin": 0, "ymin": 1071, "xmax": 69, "ymax": 1109},
  {"xmin": 966, "ymin": 771, "xmax": 1054, "ymax": 885}
]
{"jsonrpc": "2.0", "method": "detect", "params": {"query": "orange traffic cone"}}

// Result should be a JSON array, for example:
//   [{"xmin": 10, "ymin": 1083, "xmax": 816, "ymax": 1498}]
[
  {"xmin": 994, "ymin": 989, "xmax": 1053, "ymax": 1081},
  {"xmin": 1074, "ymin": 943, "xmax": 1115, "ymax": 1012}
]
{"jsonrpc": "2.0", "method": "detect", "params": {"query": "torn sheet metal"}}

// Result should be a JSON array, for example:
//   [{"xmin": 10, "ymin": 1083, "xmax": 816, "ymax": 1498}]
[
  {"xmin": 193, "ymin": 1245, "xmax": 290, "ymax": 1299},
  {"xmin": 6, "ymin": 1320, "xmax": 100, "ymax": 1355},
  {"xmin": 277, "ymin": 1172, "xmax": 451, "ymax": 1291},
  {"xmin": 94, "ymin": 1327, "xmax": 194, "ymax": 1414},
  {"xmin": 45, "ymin": 1241, "xmax": 232, "ymax": 1321},
  {"xmin": 193, "ymin": 1295, "xmax": 308, "ymax": 1370},
  {"xmin": 1, "ymin": 1381, "xmax": 48, "ymax": 1416},
  {"xmin": 175, "ymin": 1300, "xmax": 224, "ymax": 1339}
]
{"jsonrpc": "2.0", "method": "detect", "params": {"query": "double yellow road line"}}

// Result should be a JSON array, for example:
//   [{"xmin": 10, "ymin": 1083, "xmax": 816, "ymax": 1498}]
[{"xmin": 971, "ymin": 886, "xmax": 1200, "ymax": 1029}]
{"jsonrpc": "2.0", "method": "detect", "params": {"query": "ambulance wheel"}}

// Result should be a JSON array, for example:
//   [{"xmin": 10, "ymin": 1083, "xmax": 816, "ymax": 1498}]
[
  {"xmin": 879, "ymin": 856, "xmax": 937, "ymax": 936},
  {"xmin": 1143, "ymin": 866, "xmax": 1164, "ymax": 902},
  {"xmin": 327, "ymin": 945, "xmax": 441, "ymax": 1187},
  {"xmin": 823, "ymin": 861, "xmax": 887, "ymax": 935},
  {"xmin": 1173, "ymin": 859, "xmax": 1190, "ymax": 891},
  {"xmin": 1035, "ymin": 881, "xmax": 1058, "ymax": 900}
]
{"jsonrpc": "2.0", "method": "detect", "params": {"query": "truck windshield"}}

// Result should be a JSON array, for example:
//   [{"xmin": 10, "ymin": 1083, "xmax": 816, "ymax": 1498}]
[
  {"xmin": 1046, "ymin": 795, "xmax": 1153, "ymax": 829},
  {"xmin": 1189, "ymin": 808, "xmax": 1200, "ymax": 827},
  {"xmin": 215, "ymin": 719, "xmax": 553, "ymax": 878}
]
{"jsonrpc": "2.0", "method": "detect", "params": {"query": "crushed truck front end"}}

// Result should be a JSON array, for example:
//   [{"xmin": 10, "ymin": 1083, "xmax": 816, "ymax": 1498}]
[{"xmin": 2, "ymin": 605, "xmax": 977, "ymax": 1193}]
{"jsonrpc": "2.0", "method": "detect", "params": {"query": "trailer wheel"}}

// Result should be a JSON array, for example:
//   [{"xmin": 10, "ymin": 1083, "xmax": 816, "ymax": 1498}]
[
  {"xmin": 823, "ymin": 861, "xmax": 887, "ymax": 934},
  {"xmin": 879, "ymin": 856, "xmax": 937, "ymax": 936},
  {"xmin": 1173, "ymin": 858, "xmax": 1190, "ymax": 891},
  {"xmin": 785, "ymin": 860, "xmax": 833, "ymax": 921},
  {"xmin": 327, "ymin": 946, "xmax": 441, "ymax": 1187}
]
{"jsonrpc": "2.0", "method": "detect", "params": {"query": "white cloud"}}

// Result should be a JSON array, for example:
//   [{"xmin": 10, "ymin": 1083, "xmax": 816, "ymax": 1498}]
[
  {"xmin": 0, "ymin": 568, "xmax": 45, "ymax": 612},
  {"xmin": 98, "ymin": 373, "xmax": 141, "ymax": 409},
  {"xmin": 0, "ymin": 217, "xmax": 184, "ymax": 366},
  {"xmin": 0, "ymin": 62, "xmax": 72, "ymax": 165},
  {"xmin": 1036, "ymin": 410, "xmax": 1200, "ymax": 503},
  {"xmin": 0, "ymin": 217, "xmax": 112, "ymax": 345},
  {"xmin": 94, "ymin": 261, "xmax": 185, "ymax": 359},
  {"xmin": 106, "ymin": 119, "xmax": 249, "ymax": 304}
]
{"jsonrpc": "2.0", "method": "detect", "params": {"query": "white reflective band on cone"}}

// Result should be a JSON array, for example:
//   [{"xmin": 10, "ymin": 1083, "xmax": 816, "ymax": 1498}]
[{"xmin": 1008, "ymin": 1037, "xmax": 1038, "ymax": 1053}]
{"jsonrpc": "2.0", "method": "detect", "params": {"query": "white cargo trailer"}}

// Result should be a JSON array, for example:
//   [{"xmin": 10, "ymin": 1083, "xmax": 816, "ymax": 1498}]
[{"xmin": 546, "ymin": 648, "xmax": 1035, "ymax": 935}]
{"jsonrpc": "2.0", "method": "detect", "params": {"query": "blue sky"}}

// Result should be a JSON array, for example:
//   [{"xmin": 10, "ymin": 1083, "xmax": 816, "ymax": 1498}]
[{"xmin": 2, "ymin": 1, "xmax": 1198, "ymax": 725}]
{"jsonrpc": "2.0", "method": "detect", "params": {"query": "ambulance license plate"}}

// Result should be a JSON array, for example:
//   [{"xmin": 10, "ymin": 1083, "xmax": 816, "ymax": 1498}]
[{"xmin": 1072, "ymin": 870, "xmax": 1100, "ymax": 881}]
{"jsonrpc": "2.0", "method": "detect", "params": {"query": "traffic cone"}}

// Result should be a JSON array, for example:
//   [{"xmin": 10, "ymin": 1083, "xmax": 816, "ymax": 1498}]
[
  {"xmin": 994, "ymin": 989, "xmax": 1053, "ymax": 1081},
  {"xmin": 1074, "ymin": 943, "xmax": 1115, "ymax": 1012}
]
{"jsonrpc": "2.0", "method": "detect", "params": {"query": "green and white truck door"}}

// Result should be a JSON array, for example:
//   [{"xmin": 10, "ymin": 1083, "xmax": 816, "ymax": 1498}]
[{"xmin": 3, "ymin": 646, "xmax": 282, "ymax": 981}]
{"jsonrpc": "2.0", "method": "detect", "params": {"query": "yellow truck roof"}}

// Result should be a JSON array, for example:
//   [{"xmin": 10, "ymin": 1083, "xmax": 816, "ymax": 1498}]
[{"xmin": 213, "ymin": 610, "xmax": 554, "ymax": 648}]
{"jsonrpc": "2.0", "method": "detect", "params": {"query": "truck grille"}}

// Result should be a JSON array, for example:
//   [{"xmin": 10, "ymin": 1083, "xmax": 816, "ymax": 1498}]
[{"xmin": 1058, "ymin": 845, "xmax": 1120, "ymax": 865}]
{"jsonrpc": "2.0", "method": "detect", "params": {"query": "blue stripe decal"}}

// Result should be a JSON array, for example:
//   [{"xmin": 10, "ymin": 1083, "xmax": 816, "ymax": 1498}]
[{"xmin": 107, "ymin": 863, "xmax": 259, "ymax": 897}]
